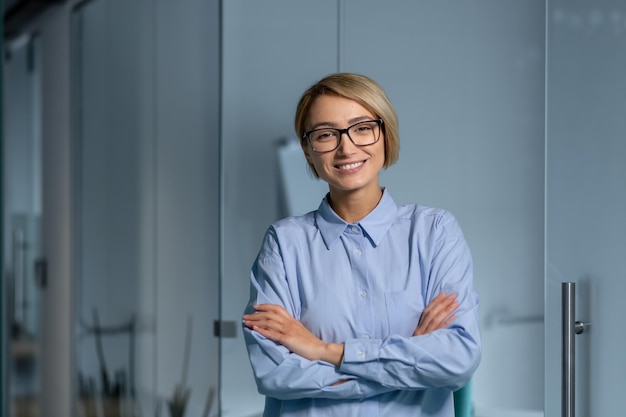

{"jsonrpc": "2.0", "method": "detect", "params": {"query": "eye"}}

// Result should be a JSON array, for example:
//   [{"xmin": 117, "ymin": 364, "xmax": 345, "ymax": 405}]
[
  {"xmin": 351, "ymin": 121, "xmax": 377, "ymax": 135},
  {"xmin": 312, "ymin": 130, "xmax": 336, "ymax": 142}
]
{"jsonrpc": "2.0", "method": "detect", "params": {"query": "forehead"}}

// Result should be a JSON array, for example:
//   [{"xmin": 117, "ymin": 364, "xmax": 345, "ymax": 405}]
[{"xmin": 307, "ymin": 95, "xmax": 374, "ymax": 126}]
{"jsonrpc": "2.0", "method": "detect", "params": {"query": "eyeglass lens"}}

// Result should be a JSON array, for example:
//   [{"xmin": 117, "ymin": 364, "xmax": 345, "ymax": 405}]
[{"xmin": 308, "ymin": 120, "xmax": 380, "ymax": 152}]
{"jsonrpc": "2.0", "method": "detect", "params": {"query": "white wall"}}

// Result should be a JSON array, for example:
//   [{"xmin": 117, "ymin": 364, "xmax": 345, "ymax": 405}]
[
  {"xmin": 222, "ymin": 1, "xmax": 545, "ymax": 415},
  {"xmin": 343, "ymin": 2, "xmax": 546, "ymax": 410},
  {"xmin": 221, "ymin": 1, "xmax": 340, "ymax": 414}
]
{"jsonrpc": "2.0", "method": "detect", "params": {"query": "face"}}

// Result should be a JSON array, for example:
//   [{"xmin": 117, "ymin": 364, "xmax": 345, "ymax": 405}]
[{"xmin": 304, "ymin": 95, "xmax": 385, "ymax": 197}]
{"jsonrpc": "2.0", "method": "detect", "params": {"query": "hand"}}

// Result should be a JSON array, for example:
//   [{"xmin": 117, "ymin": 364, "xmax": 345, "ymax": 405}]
[
  {"xmin": 243, "ymin": 304, "xmax": 344, "ymax": 366},
  {"xmin": 413, "ymin": 292, "xmax": 458, "ymax": 336}
]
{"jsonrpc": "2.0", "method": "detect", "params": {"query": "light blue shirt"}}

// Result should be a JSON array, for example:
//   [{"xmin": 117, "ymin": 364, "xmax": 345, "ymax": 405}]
[{"xmin": 244, "ymin": 189, "xmax": 481, "ymax": 417}]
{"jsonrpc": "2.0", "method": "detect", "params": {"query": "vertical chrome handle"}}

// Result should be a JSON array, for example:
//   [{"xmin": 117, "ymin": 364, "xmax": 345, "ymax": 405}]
[
  {"xmin": 562, "ymin": 282, "xmax": 575, "ymax": 417},
  {"xmin": 562, "ymin": 282, "xmax": 589, "ymax": 417}
]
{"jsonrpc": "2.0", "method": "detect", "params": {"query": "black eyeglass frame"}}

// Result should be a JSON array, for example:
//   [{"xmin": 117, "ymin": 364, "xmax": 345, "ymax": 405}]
[{"xmin": 303, "ymin": 119, "xmax": 384, "ymax": 153}]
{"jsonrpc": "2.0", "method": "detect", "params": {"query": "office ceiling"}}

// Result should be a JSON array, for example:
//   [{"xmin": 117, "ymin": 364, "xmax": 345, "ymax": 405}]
[
  {"xmin": 4, "ymin": 0, "xmax": 21, "ymax": 13},
  {"xmin": 4, "ymin": 0, "xmax": 64, "ymax": 39}
]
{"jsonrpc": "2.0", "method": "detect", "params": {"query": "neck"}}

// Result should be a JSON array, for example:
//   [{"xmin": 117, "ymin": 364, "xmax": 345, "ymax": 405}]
[{"xmin": 328, "ymin": 186, "xmax": 383, "ymax": 224}]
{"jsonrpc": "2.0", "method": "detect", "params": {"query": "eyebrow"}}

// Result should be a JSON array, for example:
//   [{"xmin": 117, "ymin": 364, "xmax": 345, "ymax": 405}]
[{"xmin": 308, "ymin": 115, "xmax": 375, "ymax": 131}]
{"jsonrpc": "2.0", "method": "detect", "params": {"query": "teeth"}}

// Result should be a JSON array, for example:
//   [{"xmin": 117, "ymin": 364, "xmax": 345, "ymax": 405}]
[{"xmin": 338, "ymin": 162, "xmax": 363, "ymax": 170}]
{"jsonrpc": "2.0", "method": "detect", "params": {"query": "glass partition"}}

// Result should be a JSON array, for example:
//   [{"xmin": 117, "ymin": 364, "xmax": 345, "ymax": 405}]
[
  {"xmin": 545, "ymin": 1, "xmax": 626, "ymax": 415},
  {"xmin": 72, "ymin": 1, "xmax": 220, "ymax": 416},
  {"xmin": 72, "ymin": 1, "xmax": 156, "ymax": 415},
  {"xmin": 3, "ymin": 33, "xmax": 43, "ymax": 417}
]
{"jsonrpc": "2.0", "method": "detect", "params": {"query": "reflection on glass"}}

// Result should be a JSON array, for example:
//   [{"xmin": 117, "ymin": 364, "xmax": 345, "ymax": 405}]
[
  {"xmin": 545, "ymin": 1, "xmax": 626, "ymax": 416},
  {"xmin": 71, "ymin": 1, "xmax": 219, "ymax": 416},
  {"xmin": 3, "ymin": 33, "xmax": 43, "ymax": 417},
  {"xmin": 72, "ymin": 1, "xmax": 151, "ymax": 415}
]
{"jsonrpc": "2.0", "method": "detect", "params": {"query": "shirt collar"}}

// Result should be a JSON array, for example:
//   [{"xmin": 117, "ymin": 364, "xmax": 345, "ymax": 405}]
[{"xmin": 315, "ymin": 188, "xmax": 398, "ymax": 249}]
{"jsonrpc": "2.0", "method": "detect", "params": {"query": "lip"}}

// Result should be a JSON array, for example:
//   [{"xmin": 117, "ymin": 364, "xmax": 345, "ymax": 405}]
[{"xmin": 335, "ymin": 160, "xmax": 365, "ymax": 172}]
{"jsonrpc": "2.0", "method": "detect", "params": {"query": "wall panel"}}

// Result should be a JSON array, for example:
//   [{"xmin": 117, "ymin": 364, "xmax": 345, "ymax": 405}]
[
  {"xmin": 221, "ymin": 1, "xmax": 338, "ymax": 415},
  {"xmin": 342, "ymin": 0, "xmax": 545, "ymax": 412}
]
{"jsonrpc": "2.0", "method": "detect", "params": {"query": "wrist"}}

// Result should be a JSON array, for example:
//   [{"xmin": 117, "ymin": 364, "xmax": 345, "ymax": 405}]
[{"xmin": 320, "ymin": 342, "xmax": 345, "ymax": 366}]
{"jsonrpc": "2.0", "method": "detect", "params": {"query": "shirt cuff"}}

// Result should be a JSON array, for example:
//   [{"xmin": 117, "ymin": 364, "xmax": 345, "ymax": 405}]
[{"xmin": 341, "ymin": 339, "xmax": 381, "ymax": 364}]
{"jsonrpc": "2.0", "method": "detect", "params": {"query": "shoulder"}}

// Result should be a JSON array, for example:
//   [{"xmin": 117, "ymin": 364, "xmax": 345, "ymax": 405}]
[
  {"xmin": 258, "ymin": 212, "xmax": 317, "ymax": 252},
  {"xmin": 270, "ymin": 211, "xmax": 317, "ymax": 235},
  {"xmin": 397, "ymin": 203, "xmax": 465, "ymax": 239}
]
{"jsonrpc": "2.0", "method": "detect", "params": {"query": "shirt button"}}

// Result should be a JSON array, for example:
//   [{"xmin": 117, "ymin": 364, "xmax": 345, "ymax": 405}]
[
  {"xmin": 355, "ymin": 249, "xmax": 362, "ymax": 256},
  {"xmin": 358, "ymin": 351, "xmax": 365, "ymax": 358},
  {"xmin": 351, "ymin": 226, "xmax": 359, "ymax": 233},
  {"xmin": 360, "ymin": 290, "xmax": 367, "ymax": 298}
]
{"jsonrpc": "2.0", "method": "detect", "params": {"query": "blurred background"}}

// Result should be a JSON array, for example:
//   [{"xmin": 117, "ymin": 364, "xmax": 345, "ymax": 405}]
[{"xmin": 2, "ymin": 1, "xmax": 625, "ymax": 417}]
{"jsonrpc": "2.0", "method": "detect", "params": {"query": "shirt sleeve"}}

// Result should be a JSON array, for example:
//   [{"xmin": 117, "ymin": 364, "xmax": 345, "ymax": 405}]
[
  {"xmin": 339, "ymin": 211, "xmax": 482, "ymax": 391},
  {"xmin": 243, "ymin": 227, "xmax": 395, "ymax": 401}
]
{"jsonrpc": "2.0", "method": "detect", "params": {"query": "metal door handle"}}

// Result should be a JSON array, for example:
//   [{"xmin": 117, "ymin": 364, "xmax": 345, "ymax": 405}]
[{"xmin": 562, "ymin": 282, "xmax": 590, "ymax": 417}]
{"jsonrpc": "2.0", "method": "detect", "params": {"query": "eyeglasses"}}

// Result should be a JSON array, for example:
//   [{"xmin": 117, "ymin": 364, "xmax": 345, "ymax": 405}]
[{"xmin": 303, "ymin": 119, "xmax": 383, "ymax": 153}]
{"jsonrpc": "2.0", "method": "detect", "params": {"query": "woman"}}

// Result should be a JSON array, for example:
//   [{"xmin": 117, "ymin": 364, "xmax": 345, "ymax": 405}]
[{"xmin": 243, "ymin": 73, "xmax": 481, "ymax": 417}]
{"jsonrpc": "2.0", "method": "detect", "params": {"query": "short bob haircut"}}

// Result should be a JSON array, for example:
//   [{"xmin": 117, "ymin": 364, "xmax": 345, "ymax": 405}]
[{"xmin": 294, "ymin": 73, "xmax": 400, "ymax": 178}]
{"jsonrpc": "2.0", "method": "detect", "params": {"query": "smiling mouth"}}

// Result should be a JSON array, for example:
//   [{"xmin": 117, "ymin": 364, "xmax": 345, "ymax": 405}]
[{"xmin": 336, "ymin": 161, "xmax": 364, "ymax": 171}]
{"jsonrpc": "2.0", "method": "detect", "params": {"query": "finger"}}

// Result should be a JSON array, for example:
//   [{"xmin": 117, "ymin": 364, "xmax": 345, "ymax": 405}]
[
  {"xmin": 244, "ymin": 312, "xmax": 288, "ymax": 329},
  {"xmin": 248, "ymin": 324, "xmax": 286, "ymax": 343},
  {"xmin": 243, "ymin": 315, "xmax": 284, "ymax": 334},
  {"xmin": 245, "ymin": 314, "xmax": 290, "ymax": 335},
  {"xmin": 243, "ymin": 304, "xmax": 288, "ymax": 323},
  {"xmin": 418, "ymin": 293, "xmax": 456, "ymax": 327},
  {"xmin": 426, "ymin": 299, "xmax": 458, "ymax": 330},
  {"xmin": 253, "ymin": 304, "xmax": 288, "ymax": 315},
  {"xmin": 413, "ymin": 311, "xmax": 455, "ymax": 336},
  {"xmin": 414, "ymin": 295, "xmax": 459, "ymax": 336},
  {"xmin": 244, "ymin": 307, "xmax": 302, "ymax": 339},
  {"xmin": 440, "ymin": 314, "xmax": 457, "ymax": 329},
  {"xmin": 428, "ymin": 301, "xmax": 458, "ymax": 331},
  {"xmin": 419, "ymin": 293, "xmax": 451, "ymax": 319},
  {"xmin": 255, "ymin": 305, "xmax": 296, "ymax": 325}
]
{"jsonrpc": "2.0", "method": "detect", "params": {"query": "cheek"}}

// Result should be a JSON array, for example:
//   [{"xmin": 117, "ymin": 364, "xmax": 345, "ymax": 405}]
[
  {"xmin": 308, "ymin": 160, "xmax": 321, "ymax": 177},
  {"xmin": 373, "ymin": 142, "xmax": 386, "ymax": 166},
  {"xmin": 304, "ymin": 152, "xmax": 321, "ymax": 175},
  {"xmin": 310, "ymin": 155, "xmax": 330, "ymax": 171}
]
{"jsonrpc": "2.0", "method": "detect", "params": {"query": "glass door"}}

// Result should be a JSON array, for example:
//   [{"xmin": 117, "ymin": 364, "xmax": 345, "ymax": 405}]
[{"xmin": 545, "ymin": 0, "xmax": 626, "ymax": 416}]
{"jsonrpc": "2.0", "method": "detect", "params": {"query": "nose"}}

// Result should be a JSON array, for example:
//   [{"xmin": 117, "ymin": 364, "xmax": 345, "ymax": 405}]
[{"xmin": 336, "ymin": 131, "xmax": 357, "ymax": 154}]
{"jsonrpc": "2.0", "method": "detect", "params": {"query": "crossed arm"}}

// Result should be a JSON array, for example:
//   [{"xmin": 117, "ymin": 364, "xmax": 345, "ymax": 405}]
[{"xmin": 243, "ymin": 291, "xmax": 459, "ymax": 367}]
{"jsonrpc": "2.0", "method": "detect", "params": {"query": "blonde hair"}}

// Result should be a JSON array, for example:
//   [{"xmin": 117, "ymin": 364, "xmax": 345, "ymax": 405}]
[{"xmin": 294, "ymin": 73, "xmax": 400, "ymax": 178}]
